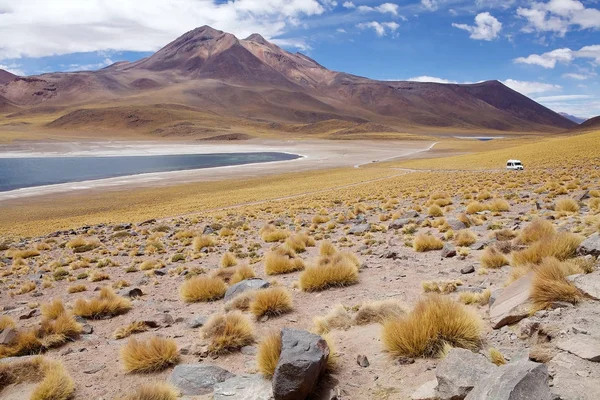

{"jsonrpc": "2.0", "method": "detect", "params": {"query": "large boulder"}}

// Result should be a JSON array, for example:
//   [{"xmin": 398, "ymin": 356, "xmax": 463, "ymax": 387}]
[
  {"xmin": 224, "ymin": 278, "xmax": 270, "ymax": 302},
  {"xmin": 557, "ymin": 335, "xmax": 600, "ymax": 362},
  {"xmin": 214, "ymin": 374, "xmax": 274, "ymax": 400},
  {"xmin": 569, "ymin": 271, "xmax": 600, "ymax": 300},
  {"xmin": 436, "ymin": 348, "xmax": 496, "ymax": 400},
  {"xmin": 465, "ymin": 360, "xmax": 552, "ymax": 400},
  {"xmin": 489, "ymin": 272, "xmax": 534, "ymax": 329},
  {"xmin": 169, "ymin": 364, "xmax": 235, "ymax": 395},
  {"xmin": 548, "ymin": 352, "xmax": 600, "ymax": 400},
  {"xmin": 578, "ymin": 233, "xmax": 600, "ymax": 257},
  {"xmin": 272, "ymin": 328, "xmax": 330, "ymax": 400}
]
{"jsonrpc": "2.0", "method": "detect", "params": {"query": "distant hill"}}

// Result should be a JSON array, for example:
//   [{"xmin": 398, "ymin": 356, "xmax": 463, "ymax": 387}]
[
  {"xmin": 0, "ymin": 26, "xmax": 576, "ymax": 134},
  {"xmin": 559, "ymin": 112, "xmax": 586, "ymax": 124},
  {"xmin": 571, "ymin": 115, "xmax": 600, "ymax": 132},
  {"xmin": 0, "ymin": 69, "xmax": 17, "ymax": 85}
]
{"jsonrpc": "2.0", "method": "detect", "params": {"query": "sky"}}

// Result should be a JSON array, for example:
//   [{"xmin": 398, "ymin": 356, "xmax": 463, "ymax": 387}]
[{"xmin": 0, "ymin": 0, "xmax": 599, "ymax": 118}]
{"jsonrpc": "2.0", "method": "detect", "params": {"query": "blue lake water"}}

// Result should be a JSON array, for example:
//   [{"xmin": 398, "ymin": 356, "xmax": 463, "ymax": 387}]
[{"xmin": 0, "ymin": 152, "xmax": 300, "ymax": 192}]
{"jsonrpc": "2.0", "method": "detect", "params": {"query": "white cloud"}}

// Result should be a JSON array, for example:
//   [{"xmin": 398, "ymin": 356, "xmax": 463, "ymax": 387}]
[
  {"xmin": 342, "ymin": 1, "xmax": 355, "ymax": 9},
  {"xmin": 517, "ymin": 0, "xmax": 600, "ymax": 36},
  {"xmin": 357, "ymin": 21, "xmax": 399, "ymax": 36},
  {"xmin": 533, "ymin": 93, "xmax": 600, "ymax": 118},
  {"xmin": 421, "ymin": 0, "xmax": 438, "ymax": 11},
  {"xmin": 336, "ymin": 28, "xmax": 347, "ymax": 33},
  {"xmin": 562, "ymin": 72, "xmax": 590, "ymax": 80},
  {"xmin": 452, "ymin": 12, "xmax": 502, "ymax": 41},
  {"xmin": 501, "ymin": 79, "xmax": 561, "ymax": 95},
  {"xmin": 0, "ymin": 63, "xmax": 25, "ymax": 75},
  {"xmin": 357, "ymin": 3, "xmax": 399, "ymax": 16},
  {"xmin": 535, "ymin": 94, "xmax": 593, "ymax": 101},
  {"xmin": 407, "ymin": 76, "xmax": 458, "ymax": 83},
  {"xmin": 0, "ymin": 0, "xmax": 326, "ymax": 59},
  {"xmin": 270, "ymin": 37, "xmax": 312, "ymax": 52},
  {"xmin": 514, "ymin": 45, "xmax": 600, "ymax": 68}
]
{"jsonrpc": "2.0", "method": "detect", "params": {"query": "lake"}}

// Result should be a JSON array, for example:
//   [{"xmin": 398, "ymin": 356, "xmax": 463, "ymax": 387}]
[{"xmin": 0, "ymin": 152, "xmax": 300, "ymax": 192}]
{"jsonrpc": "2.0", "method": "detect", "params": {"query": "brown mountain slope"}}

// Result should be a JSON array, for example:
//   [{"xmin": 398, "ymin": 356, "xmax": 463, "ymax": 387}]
[
  {"xmin": 571, "ymin": 116, "xmax": 600, "ymax": 132},
  {"xmin": 0, "ymin": 26, "xmax": 576, "ymax": 135},
  {"xmin": 0, "ymin": 69, "xmax": 17, "ymax": 84}
]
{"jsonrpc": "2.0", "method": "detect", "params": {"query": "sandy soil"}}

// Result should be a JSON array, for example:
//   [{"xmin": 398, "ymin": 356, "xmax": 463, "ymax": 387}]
[{"xmin": 0, "ymin": 139, "xmax": 434, "ymax": 201}]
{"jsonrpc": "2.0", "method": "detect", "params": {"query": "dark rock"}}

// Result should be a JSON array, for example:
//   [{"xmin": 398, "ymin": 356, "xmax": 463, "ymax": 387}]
[
  {"xmin": 447, "ymin": 219, "xmax": 467, "ymax": 231},
  {"xmin": 389, "ymin": 218, "xmax": 410, "ymax": 230},
  {"xmin": 224, "ymin": 278, "xmax": 270, "ymax": 302},
  {"xmin": 577, "ymin": 233, "xmax": 600, "ymax": 257},
  {"xmin": 436, "ymin": 348, "xmax": 496, "ymax": 400},
  {"xmin": 154, "ymin": 268, "xmax": 167, "ymax": 276},
  {"xmin": 169, "ymin": 364, "xmax": 235, "ymax": 395},
  {"xmin": 188, "ymin": 315, "xmax": 208, "ymax": 329},
  {"xmin": 357, "ymin": 355, "xmax": 370, "ymax": 368},
  {"xmin": 272, "ymin": 328, "xmax": 330, "ymax": 400},
  {"xmin": 81, "ymin": 324, "xmax": 93, "ymax": 334},
  {"xmin": 380, "ymin": 251, "xmax": 398, "ymax": 259},
  {"xmin": 465, "ymin": 360, "xmax": 552, "ymax": 400},
  {"xmin": 119, "ymin": 287, "xmax": 143, "ymax": 298},
  {"xmin": 19, "ymin": 309, "xmax": 39, "ymax": 320},
  {"xmin": 349, "ymin": 223, "xmax": 371, "ymax": 235},
  {"xmin": 441, "ymin": 243, "xmax": 457, "ymax": 258},
  {"xmin": 461, "ymin": 265, "xmax": 475, "ymax": 274},
  {"xmin": 203, "ymin": 225, "xmax": 215, "ymax": 235}
]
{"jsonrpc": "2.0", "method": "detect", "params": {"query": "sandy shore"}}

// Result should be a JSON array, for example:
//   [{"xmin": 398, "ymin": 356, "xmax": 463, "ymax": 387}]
[{"xmin": 0, "ymin": 139, "xmax": 434, "ymax": 201}]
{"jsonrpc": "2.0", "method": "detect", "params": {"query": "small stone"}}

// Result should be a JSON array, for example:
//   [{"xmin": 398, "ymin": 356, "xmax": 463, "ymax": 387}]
[
  {"xmin": 188, "ymin": 315, "xmax": 208, "ymax": 329},
  {"xmin": 83, "ymin": 364, "xmax": 105, "ymax": 374},
  {"xmin": 357, "ymin": 355, "xmax": 370, "ymax": 368},
  {"xmin": 441, "ymin": 243, "xmax": 457, "ymax": 258},
  {"xmin": 349, "ymin": 223, "xmax": 371, "ymax": 235},
  {"xmin": 224, "ymin": 279, "xmax": 270, "ymax": 302},
  {"xmin": 81, "ymin": 324, "xmax": 94, "ymax": 334},
  {"xmin": 241, "ymin": 346, "xmax": 258, "ymax": 356},
  {"xmin": 0, "ymin": 328, "xmax": 17, "ymax": 345},
  {"xmin": 461, "ymin": 265, "xmax": 475, "ymax": 274}
]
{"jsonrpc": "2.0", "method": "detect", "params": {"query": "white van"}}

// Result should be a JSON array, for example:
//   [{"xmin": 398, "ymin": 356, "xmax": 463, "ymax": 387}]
[{"xmin": 506, "ymin": 159, "xmax": 524, "ymax": 171}]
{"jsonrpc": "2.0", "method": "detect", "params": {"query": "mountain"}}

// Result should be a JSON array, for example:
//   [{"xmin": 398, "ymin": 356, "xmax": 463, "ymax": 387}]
[
  {"xmin": 0, "ymin": 69, "xmax": 17, "ymax": 84},
  {"xmin": 559, "ymin": 112, "xmax": 586, "ymax": 124},
  {"xmin": 571, "ymin": 116, "xmax": 600, "ymax": 132},
  {"xmin": 0, "ymin": 26, "xmax": 577, "ymax": 136}
]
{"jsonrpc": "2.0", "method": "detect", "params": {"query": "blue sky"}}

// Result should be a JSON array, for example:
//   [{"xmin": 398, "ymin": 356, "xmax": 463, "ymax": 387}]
[{"xmin": 0, "ymin": 0, "xmax": 599, "ymax": 117}]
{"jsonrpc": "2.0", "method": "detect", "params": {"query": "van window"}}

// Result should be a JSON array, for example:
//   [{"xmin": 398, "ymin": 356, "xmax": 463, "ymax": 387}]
[
  {"xmin": 514, "ymin": 162, "xmax": 522, "ymax": 166},
  {"xmin": 507, "ymin": 162, "xmax": 513, "ymax": 167}
]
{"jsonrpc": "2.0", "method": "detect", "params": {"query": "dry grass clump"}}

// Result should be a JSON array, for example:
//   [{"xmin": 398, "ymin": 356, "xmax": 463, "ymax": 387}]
[
  {"xmin": 511, "ymin": 232, "xmax": 583, "ymax": 266},
  {"xmin": 0, "ymin": 357, "xmax": 75, "ymax": 400},
  {"xmin": 353, "ymin": 299, "xmax": 406, "ymax": 325},
  {"xmin": 118, "ymin": 383, "xmax": 179, "ymax": 400},
  {"xmin": 6, "ymin": 248, "xmax": 40, "ymax": 259},
  {"xmin": 486, "ymin": 198, "xmax": 510, "ymax": 212},
  {"xmin": 73, "ymin": 287, "xmax": 131, "ymax": 319},
  {"xmin": 480, "ymin": 247, "xmax": 509, "ymax": 268},
  {"xmin": 489, "ymin": 348, "xmax": 507, "ymax": 365},
  {"xmin": 250, "ymin": 287, "xmax": 293, "ymax": 318},
  {"xmin": 179, "ymin": 275, "xmax": 226, "ymax": 303},
  {"xmin": 382, "ymin": 295, "xmax": 482, "ymax": 358},
  {"xmin": 0, "ymin": 315, "xmax": 16, "ymax": 331},
  {"xmin": 220, "ymin": 252, "xmax": 238, "ymax": 268},
  {"xmin": 193, "ymin": 235, "xmax": 217, "ymax": 251},
  {"xmin": 120, "ymin": 336, "xmax": 179, "ymax": 373},
  {"xmin": 458, "ymin": 289, "xmax": 491, "ymax": 306},
  {"xmin": 413, "ymin": 233, "xmax": 444, "ymax": 252},
  {"xmin": 299, "ymin": 247, "xmax": 359, "ymax": 292},
  {"xmin": 455, "ymin": 229, "xmax": 477, "ymax": 246},
  {"xmin": 422, "ymin": 280, "xmax": 463, "ymax": 294},
  {"xmin": 517, "ymin": 218, "xmax": 555, "ymax": 244},
  {"xmin": 229, "ymin": 264, "xmax": 256, "ymax": 285},
  {"xmin": 66, "ymin": 237, "xmax": 99, "ymax": 253},
  {"xmin": 313, "ymin": 304, "xmax": 352, "ymax": 334},
  {"xmin": 260, "ymin": 224, "xmax": 290, "ymax": 242},
  {"xmin": 257, "ymin": 331, "xmax": 282, "ymax": 379},
  {"xmin": 16, "ymin": 281, "xmax": 37, "ymax": 294},
  {"xmin": 113, "ymin": 321, "xmax": 150, "ymax": 339},
  {"xmin": 530, "ymin": 257, "xmax": 583, "ymax": 311},
  {"xmin": 67, "ymin": 284, "xmax": 87, "ymax": 293},
  {"xmin": 41, "ymin": 299, "xmax": 66, "ymax": 320},
  {"xmin": 284, "ymin": 233, "xmax": 316, "ymax": 253},
  {"xmin": 202, "ymin": 311, "xmax": 255, "ymax": 354},
  {"xmin": 555, "ymin": 198, "xmax": 580, "ymax": 213},
  {"xmin": 89, "ymin": 270, "xmax": 110, "ymax": 282},
  {"xmin": 465, "ymin": 201, "xmax": 485, "ymax": 214},
  {"xmin": 264, "ymin": 247, "xmax": 305, "ymax": 275},
  {"xmin": 428, "ymin": 205, "xmax": 444, "ymax": 217},
  {"xmin": 225, "ymin": 290, "xmax": 257, "ymax": 312}
]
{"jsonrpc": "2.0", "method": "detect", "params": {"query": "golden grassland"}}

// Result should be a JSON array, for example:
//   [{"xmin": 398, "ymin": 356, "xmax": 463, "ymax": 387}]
[{"xmin": 0, "ymin": 129, "xmax": 599, "ymax": 240}]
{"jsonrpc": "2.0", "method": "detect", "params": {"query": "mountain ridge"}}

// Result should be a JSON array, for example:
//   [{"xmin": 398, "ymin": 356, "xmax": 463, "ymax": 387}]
[{"xmin": 0, "ymin": 26, "xmax": 577, "ymax": 135}]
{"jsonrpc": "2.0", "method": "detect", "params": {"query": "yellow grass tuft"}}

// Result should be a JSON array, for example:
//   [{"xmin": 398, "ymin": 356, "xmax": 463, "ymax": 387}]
[
  {"xmin": 264, "ymin": 247, "xmax": 305, "ymax": 275},
  {"xmin": 202, "ymin": 311, "xmax": 255, "ymax": 354},
  {"xmin": 489, "ymin": 347, "xmax": 507, "ymax": 366},
  {"xmin": 113, "ymin": 321, "xmax": 150, "ymax": 339},
  {"xmin": 458, "ymin": 289, "xmax": 491, "ymax": 306},
  {"xmin": 73, "ymin": 287, "xmax": 131, "ymax": 319},
  {"xmin": 486, "ymin": 198, "xmax": 510, "ymax": 212},
  {"xmin": 284, "ymin": 233, "xmax": 316, "ymax": 253},
  {"xmin": 422, "ymin": 280, "xmax": 463, "ymax": 294},
  {"xmin": 466, "ymin": 201, "xmax": 485, "ymax": 214},
  {"xmin": 67, "ymin": 284, "xmax": 87, "ymax": 293},
  {"xmin": 313, "ymin": 304, "xmax": 352, "ymax": 334},
  {"xmin": 118, "ymin": 383, "xmax": 179, "ymax": 400},
  {"xmin": 511, "ymin": 232, "xmax": 583, "ymax": 266},
  {"xmin": 428, "ymin": 205, "xmax": 444, "ymax": 217},
  {"xmin": 229, "ymin": 264, "xmax": 256, "ymax": 285},
  {"xmin": 179, "ymin": 275, "xmax": 226, "ymax": 303},
  {"xmin": 382, "ymin": 295, "xmax": 482, "ymax": 358},
  {"xmin": 413, "ymin": 233, "xmax": 444, "ymax": 252},
  {"xmin": 455, "ymin": 229, "xmax": 477, "ymax": 246},
  {"xmin": 193, "ymin": 235, "xmax": 217, "ymax": 251},
  {"xmin": 256, "ymin": 331, "xmax": 282, "ymax": 379},
  {"xmin": 220, "ymin": 252, "xmax": 238, "ymax": 268},
  {"xmin": 120, "ymin": 336, "xmax": 179, "ymax": 373},
  {"xmin": 353, "ymin": 299, "xmax": 406, "ymax": 325},
  {"xmin": 480, "ymin": 247, "xmax": 509, "ymax": 269},
  {"xmin": 6, "ymin": 248, "xmax": 40, "ymax": 259},
  {"xmin": 299, "ymin": 251, "xmax": 359, "ymax": 292},
  {"xmin": 555, "ymin": 198, "xmax": 580, "ymax": 213},
  {"xmin": 260, "ymin": 225, "xmax": 290, "ymax": 242},
  {"xmin": 89, "ymin": 270, "xmax": 110, "ymax": 282},
  {"xmin": 30, "ymin": 358, "xmax": 75, "ymax": 400},
  {"xmin": 250, "ymin": 287, "xmax": 293, "ymax": 318},
  {"xmin": 0, "ymin": 315, "xmax": 16, "ymax": 331},
  {"xmin": 41, "ymin": 299, "xmax": 66, "ymax": 320},
  {"xmin": 531, "ymin": 257, "xmax": 583, "ymax": 311},
  {"xmin": 517, "ymin": 218, "xmax": 555, "ymax": 244},
  {"xmin": 319, "ymin": 241, "xmax": 337, "ymax": 257}
]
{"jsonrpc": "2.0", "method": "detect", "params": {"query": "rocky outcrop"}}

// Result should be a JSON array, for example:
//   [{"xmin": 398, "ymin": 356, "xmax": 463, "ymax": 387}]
[
  {"xmin": 489, "ymin": 272, "xmax": 534, "ymax": 329},
  {"xmin": 557, "ymin": 335, "xmax": 600, "ymax": 362},
  {"xmin": 577, "ymin": 233, "xmax": 600, "ymax": 256},
  {"xmin": 272, "ymin": 328, "xmax": 330, "ymax": 400},
  {"xmin": 169, "ymin": 364, "xmax": 235, "ymax": 395},
  {"xmin": 435, "ymin": 348, "xmax": 496, "ymax": 399},
  {"xmin": 224, "ymin": 278, "xmax": 270, "ymax": 302},
  {"xmin": 214, "ymin": 374, "xmax": 274, "ymax": 400},
  {"xmin": 569, "ymin": 271, "xmax": 600, "ymax": 300}
]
